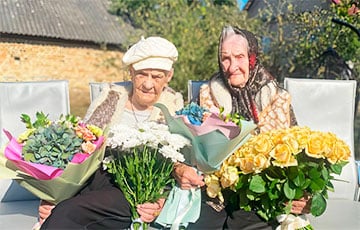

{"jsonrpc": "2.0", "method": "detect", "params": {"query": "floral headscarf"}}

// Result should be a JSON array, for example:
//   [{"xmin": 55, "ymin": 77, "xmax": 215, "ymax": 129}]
[{"xmin": 214, "ymin": 26, "xmax": 277, "ymax": 123}]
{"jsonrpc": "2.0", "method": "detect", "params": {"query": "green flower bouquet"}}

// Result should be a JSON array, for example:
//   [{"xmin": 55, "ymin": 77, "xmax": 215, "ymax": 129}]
[{"xmin": 0, "ymin": 111, "xmax": 106, "ymax": 204}]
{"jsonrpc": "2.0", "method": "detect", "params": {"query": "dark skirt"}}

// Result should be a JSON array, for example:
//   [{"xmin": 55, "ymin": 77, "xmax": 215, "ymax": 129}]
[
  {"xmin": 40, "ymin": 169, "xmax": 132, "ymax": 230},
  {"xmin": 186, "ymin": 189, "xmax": 275, "ymax": 230}
]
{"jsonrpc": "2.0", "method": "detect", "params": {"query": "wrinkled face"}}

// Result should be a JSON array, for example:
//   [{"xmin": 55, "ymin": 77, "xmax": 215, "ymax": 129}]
[
  {"xmin": 130, "ymin": 68, "xmax": 173, "ymax": 107},
  {"xmin": 221, "ymin": 34, "xmax": 250, "ymax": 88}
]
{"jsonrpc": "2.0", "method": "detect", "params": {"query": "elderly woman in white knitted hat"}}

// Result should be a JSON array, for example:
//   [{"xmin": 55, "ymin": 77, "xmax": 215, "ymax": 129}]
[{"xmin": 38, "ymin": 36, "xmax": 183, "ymax": 229}]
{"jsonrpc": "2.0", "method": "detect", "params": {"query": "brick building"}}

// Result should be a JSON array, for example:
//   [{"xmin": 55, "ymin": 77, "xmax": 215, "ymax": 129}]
[{"xmin": 0, "ymin": 0, "xmax": 134, "ymax": 116}]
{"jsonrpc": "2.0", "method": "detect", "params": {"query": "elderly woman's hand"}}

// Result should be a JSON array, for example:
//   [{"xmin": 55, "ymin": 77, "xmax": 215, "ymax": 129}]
[
  {"xmin": 136, "ymin": 198, "xmax": 165, "ymax": 223},
  {"xmin": 290, "ymin": 194, "xmax": 311, "ymax": 214},
  {"xmin": 38, "ymin": 200, "xmax": 55, "ymax": 224},
  {"xmin": 172, "ymin": 162, "xmax": 205, "ymax": 190}
]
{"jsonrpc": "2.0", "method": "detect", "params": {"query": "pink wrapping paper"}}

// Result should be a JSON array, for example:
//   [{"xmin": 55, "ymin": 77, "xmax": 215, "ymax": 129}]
[{"xmin": 3, "ymin": 129, "xmax": 104, "ymax": 180}]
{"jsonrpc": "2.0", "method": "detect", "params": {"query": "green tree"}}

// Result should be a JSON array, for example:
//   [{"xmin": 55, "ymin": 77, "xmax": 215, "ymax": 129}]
[
  {"xmin": 109, "ymin": 0, "xmax": 359, "ymax": 104},
  {"xmin": 255, "ymin": 0, "xmax": 359, "ymax": 83}
]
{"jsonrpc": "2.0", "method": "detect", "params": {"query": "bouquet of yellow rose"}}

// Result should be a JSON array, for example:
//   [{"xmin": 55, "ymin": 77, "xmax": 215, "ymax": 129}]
[
  {"xmin": 204, "ymin": 126, "xmax": 350, "ymax": 229},
  {"xmin": 0, "ymin": 112, "xmax": 106, "ymax": 204}
]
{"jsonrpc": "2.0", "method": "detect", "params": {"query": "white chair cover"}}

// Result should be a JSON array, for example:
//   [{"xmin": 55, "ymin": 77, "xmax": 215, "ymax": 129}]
[
  {"xmin": 0, "ymin": 80, "xmax": 70, "ymax": 228},
  {"xmin": 284, "ymin": 78, "xmax": 358, "ymax": 201}
]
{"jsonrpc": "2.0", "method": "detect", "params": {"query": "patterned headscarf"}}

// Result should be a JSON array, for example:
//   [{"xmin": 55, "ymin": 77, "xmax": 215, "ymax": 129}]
[{"xmin": 214, "ymin": 26, "xmax": 275, "ymax": 123}]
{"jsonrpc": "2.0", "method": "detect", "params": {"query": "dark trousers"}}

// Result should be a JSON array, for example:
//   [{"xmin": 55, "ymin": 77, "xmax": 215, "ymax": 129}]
[
  {"xmin": 186, "ymin": 190, "xmax": 274, "ymax": 230},
  {"xmin": 40, "ymin": 169, "xmax": 132, "ymax": 230},
  {"xmin": 41, "ymin": 171, "xmax": 274, "ymax": 230}
]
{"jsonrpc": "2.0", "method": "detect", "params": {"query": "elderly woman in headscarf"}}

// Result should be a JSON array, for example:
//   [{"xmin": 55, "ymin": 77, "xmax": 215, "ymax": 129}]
[
  {"xmin": 173, "ymin": 26, "xmax": 309, "ymax": 229},
  {"xmin": 199, "ymin": 25, "xmax": 297, "ymax": 133}
]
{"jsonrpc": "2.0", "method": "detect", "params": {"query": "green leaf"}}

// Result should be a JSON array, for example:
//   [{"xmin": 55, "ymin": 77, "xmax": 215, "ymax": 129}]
[
  {"xmin": 284, "ymin": 180, "xmax": 296, "ymax": 199},
  {"xmin": 267, "ymin": 187, "xmax": 280, "ymax": 200},
  {"xmin": 326, "ymin": 181, "xmax": 335, "ymax": 193},
  {"xmin": 294, "ymin": 188, "xmax": 304, "ymax": 199},
  {"xmin": 309, "ymin": 178, "xmax": 325, "ymax": 192},
  {"xmin": 308, "ymin": 167, "xmax": 321, "ymax": 179},
  {"xmin": 33, "ymin": 112, "xmax": 50, "ymax": 128},
  {"xmin": 302, "ymin": 178, "xmax": 312, "ymax": 189},
  {"xmin": 310, "ymin": 193, "xmax": 327, "ymax": 216},
  {"xmin": 249, "ymin": 175, "xmax": 266, "ymax": 193},
  {"xmin": 20, "ymin": 114, "xmax": 33, "ymax": 129},
  {"xmin": 293, "ymin": 170, "xmax": 305, "ymax": 187},
  {"xmin": 287, "ymin": 166, "xmax": 299, "ymax": 180},
  {"xmin": 329, "ymin": 163, "xmax": 344, "ymax": 175}
]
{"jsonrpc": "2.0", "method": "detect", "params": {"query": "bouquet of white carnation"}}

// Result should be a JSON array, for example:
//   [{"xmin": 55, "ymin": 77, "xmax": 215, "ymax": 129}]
[{"xmin": 103, "ymin": 121, "xmax": 191, "ymax": 230}]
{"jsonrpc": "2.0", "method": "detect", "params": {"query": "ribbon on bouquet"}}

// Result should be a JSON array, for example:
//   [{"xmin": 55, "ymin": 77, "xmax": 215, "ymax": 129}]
[{"xmin": 276, "ymin": 214, "xmax": 312, "ymax": 230}]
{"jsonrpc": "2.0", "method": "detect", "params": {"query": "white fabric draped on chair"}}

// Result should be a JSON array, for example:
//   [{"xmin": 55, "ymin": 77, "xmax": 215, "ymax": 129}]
[
  {"xmin": 284, "ymin": 78, "xmax": 358, "ymax": 201},
  {"xmin": 284, "ymin": 78, "xmax": 360, "ymax": 230},
  {"xmin": 0, "ymin": 80, "xmax": 70, "ymax": 229}
]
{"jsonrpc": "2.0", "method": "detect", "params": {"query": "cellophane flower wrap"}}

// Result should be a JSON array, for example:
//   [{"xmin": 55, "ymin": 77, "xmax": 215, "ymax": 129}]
[
  {"xmin": 156, "ymin": 102, "xmax": 256, "ymax": 173},
  {"xmin": 0, "ymin": 112, "xmax": 106, "ymax": 204},
  {"xmin": 103, "ymin": 121, "xmax": 190, "ymax": 230},
  {"xmin": 154, "ymin": 103, "xmax": 256, "ymax": 229},
  {"xmin": 204, "ymin": 126, "xmax": 351, "ymax": 230}
]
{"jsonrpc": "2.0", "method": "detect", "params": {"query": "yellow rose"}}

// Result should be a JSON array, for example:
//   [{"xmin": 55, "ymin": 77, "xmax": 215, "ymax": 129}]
[
  {"xmin": 226, "ymin": 153, "xmax": 238, "ymax": 166},
  {"xmin": 271, "ymin": 143, "xmax": 298, "ymax": 167},
  {"xmin": 305, "ymin": 132, "xmax": 326, "ymax": 159},
  {"xmin": 253, "ymin": 134, "xmax": 273, "ymax": 156},
  {"xmin": 282, "ymin": 133, "xmax": 301, "ymax": 155},
  {"xmin": 220, "ymin": 166, "xmax": 239, "ymax": 188},
  {"xmin": 239, "ymin": 145, "xmax": 254, "ymax": 157},
  {"xmin": 271, "ymin": 129, "xmax": 286, "ymax": 145},
  {"xmin": 253, "ymin": 153, "xmax": 270, "ymax": 173},
  {"xmin": 327, "ymin": 139, "xmax": 337, "ymax": 160},
  {"xmin": 204, "ymin": 174, "xmax": 223, "ymax": 202},
  {"xmin": 327, "ymin": 140, "xmax": 351, "ymax": 164},
  {"xmin": 239, "ymin": 155, "xmax": 256, "ymax": 174},
  {"xmin": 293, "ymin": 126, "xmax": 311, "ymax": 149}
]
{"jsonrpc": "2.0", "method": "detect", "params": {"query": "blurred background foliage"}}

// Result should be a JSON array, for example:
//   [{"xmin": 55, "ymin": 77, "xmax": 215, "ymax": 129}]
[
  {"xmin": 110, "ymin": 0, "xmax": 261, "ymax": 95},
  {"xmin": 110, "ymin": 0, "xmax": 359, "ymax": 94},
  {"xmin": 110, "ymin": 0, "xmax": 359, "ymax": 156}
]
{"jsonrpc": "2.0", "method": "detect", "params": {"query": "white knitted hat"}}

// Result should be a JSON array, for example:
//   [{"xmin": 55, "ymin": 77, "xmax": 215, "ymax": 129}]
[{"xmin": 122, "ymin": 36, "xmax": 178, "ymax": 71}]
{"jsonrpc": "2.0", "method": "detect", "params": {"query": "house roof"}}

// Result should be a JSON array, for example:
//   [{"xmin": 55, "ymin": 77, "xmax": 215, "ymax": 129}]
[{"xmin": 0, "ymin": 0, "xmax": 131, "ymax": 46}]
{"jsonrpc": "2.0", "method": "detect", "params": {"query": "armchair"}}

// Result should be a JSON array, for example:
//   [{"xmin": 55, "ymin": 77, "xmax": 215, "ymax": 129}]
[{"xmin": 0, "ymin": 80, "xmax": 70, "ymax": 229}]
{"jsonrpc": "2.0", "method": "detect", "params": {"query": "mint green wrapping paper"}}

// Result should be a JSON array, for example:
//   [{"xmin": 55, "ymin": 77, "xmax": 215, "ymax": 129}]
[
  {"xmin": 154, "ymin": 103, "xmax": 257, "ymax": 227},
  {"xmin": 155, "ymin": 103, "xmax": 257, "ymax": 174}
]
